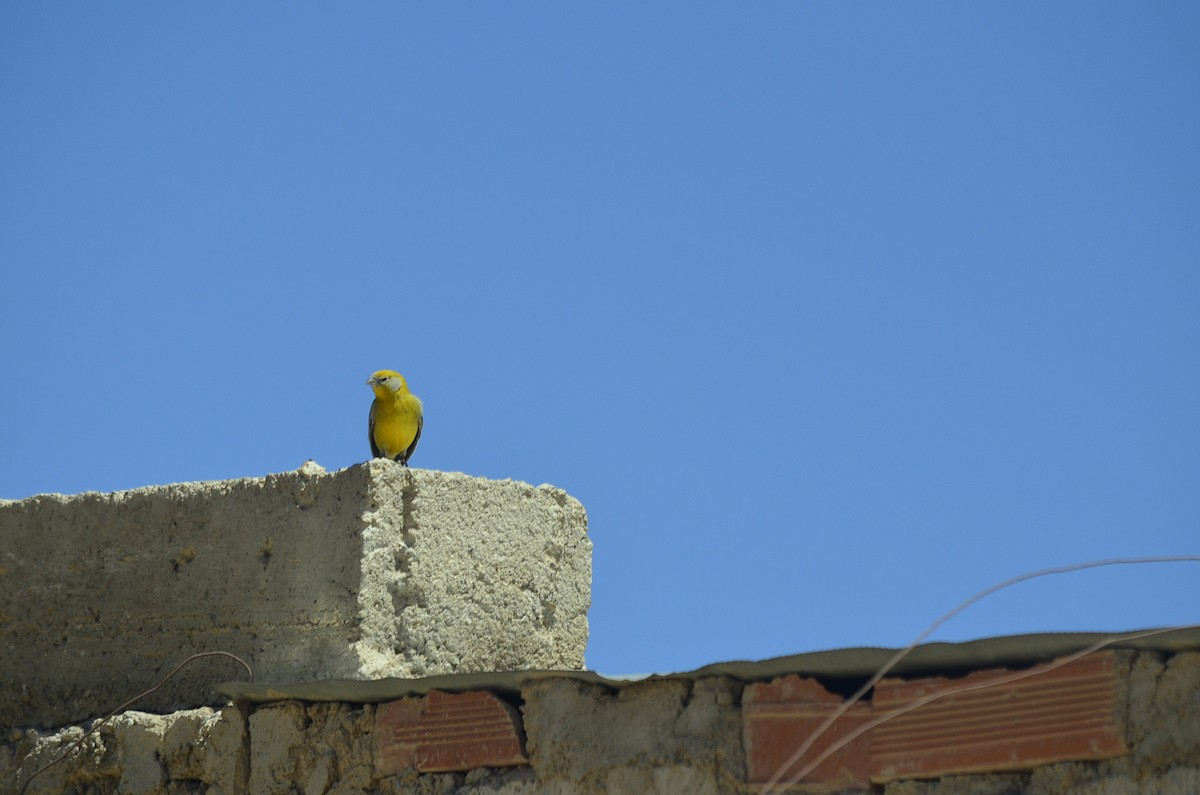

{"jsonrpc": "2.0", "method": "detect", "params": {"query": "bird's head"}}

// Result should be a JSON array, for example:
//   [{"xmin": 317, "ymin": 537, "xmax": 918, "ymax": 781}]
[{"xmin": 367, "ymin": 370, "xmax": 408, "ymax": 398}]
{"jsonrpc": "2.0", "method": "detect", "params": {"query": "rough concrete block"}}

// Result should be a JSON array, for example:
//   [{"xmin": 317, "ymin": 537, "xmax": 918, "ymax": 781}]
[
  {"xmin": 246, "ymin": 702, "xmax": 307, "ymax": 794},
  {"xmin": 520, "ymin": 677, "xmax": 744, "ymax": 794},
  {"xmin": 0, "ymin": 461, "xmax": 591, "ymax": 729},
  {"xmin": 1124, "ymin": 651, "xmax": 1200, "ymax": 773},
  {"xmin": 247, "ymin": 701, "xmax": 377, "ymax": 794},
  {"xmin": 5, "ymin": 707, "xmax": 233, "ymax": 795}
]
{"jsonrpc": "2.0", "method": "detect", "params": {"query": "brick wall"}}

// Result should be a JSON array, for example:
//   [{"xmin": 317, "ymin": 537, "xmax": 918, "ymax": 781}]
[{"xmin": 8, "ymin": 648, "xmax": 1199, "ymax": 794}]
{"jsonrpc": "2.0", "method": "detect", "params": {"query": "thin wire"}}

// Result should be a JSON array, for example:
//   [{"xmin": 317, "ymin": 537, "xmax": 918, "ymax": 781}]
[
  {"xmin": 18, "ymin": 651, "xmax": 253, "ymax": 794},
  {"xmin": 757, "ymin": 555, "xmax": 1200, "ymax": 794}
]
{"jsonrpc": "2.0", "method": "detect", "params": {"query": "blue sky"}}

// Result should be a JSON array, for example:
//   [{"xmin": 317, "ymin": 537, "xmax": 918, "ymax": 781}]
[{"xmin": 2, "ymin": 4, "xmax": 1197, "ymax": 676}]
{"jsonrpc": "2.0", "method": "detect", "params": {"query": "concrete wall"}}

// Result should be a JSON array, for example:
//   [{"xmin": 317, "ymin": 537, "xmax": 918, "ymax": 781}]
[
  {"xmin": 0, "ymin": 462, "xmax": 591, "ymax": 730},
  {"xmin": 6, "ymin": 469, "xmax": 1199, "ymax": 794},
  {"xmin": 4, "ymin": 650, "xmax": 1198, "ymax": 794}
]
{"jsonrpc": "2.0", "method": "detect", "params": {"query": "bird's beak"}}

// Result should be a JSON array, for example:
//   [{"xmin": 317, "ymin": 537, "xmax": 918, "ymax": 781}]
[{"xmin": 366, "ymin": 377, "xmax": 379, "ymax": 386}]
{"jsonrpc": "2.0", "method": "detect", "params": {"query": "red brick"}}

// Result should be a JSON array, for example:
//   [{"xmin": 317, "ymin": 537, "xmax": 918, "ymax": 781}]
[
  {"xmin": 870, "ymin": 651, "xmax": 1128, "ymax": 783},
  {"xmin": 375, "ymin": 690, "xmax": 528, "ymax": 775},
  {"xmin": 743, "ymin": 675, "xmax": 873, "ymax": 790}
]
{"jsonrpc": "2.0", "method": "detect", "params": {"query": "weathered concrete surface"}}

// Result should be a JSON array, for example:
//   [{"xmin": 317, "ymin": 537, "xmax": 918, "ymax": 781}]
[
  {"xmin": 2, "ymin": 706, "xmax": 247, "ymax": 795},
  {"xmin": 3, "ymin": 652, "xmax": 1198, "ymax": 795},
  {"xmin": 520, "ymin": 677, "xmax": 745, "ymax": 795},
  {"xmin": 247, "ymin": 702, "xmax": 376, "ymax": 794},
  {"xmin": 0, "ymin": 461, "xmax": 591, "ymax": 729}
]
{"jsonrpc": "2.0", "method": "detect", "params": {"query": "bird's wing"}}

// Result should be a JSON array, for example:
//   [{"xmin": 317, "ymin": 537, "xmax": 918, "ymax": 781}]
[
  {"xmin": 368, "ymin": 400, "xmax": 381, "ymax": 459},
  {"xmin": 402, "ymin": 414, "xmax": 423, "ymax": 465}
]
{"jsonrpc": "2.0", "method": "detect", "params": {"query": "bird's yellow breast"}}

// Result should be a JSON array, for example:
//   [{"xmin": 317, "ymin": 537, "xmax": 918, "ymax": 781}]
[{"xmin": 370, "ymin": 392, "xmax": 423, "ymax": 458}]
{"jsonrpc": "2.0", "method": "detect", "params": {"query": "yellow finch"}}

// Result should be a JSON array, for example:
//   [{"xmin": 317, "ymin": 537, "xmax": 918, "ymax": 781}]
[{"xmin": 366, "ymin": 370, "xmax": 424, "ymax": 466}]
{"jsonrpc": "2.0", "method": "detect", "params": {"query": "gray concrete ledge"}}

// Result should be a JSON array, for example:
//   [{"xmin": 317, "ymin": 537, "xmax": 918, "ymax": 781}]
[{"xmin": 0, "ymin": 461, "xmax": 591, "ymax": 729}]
